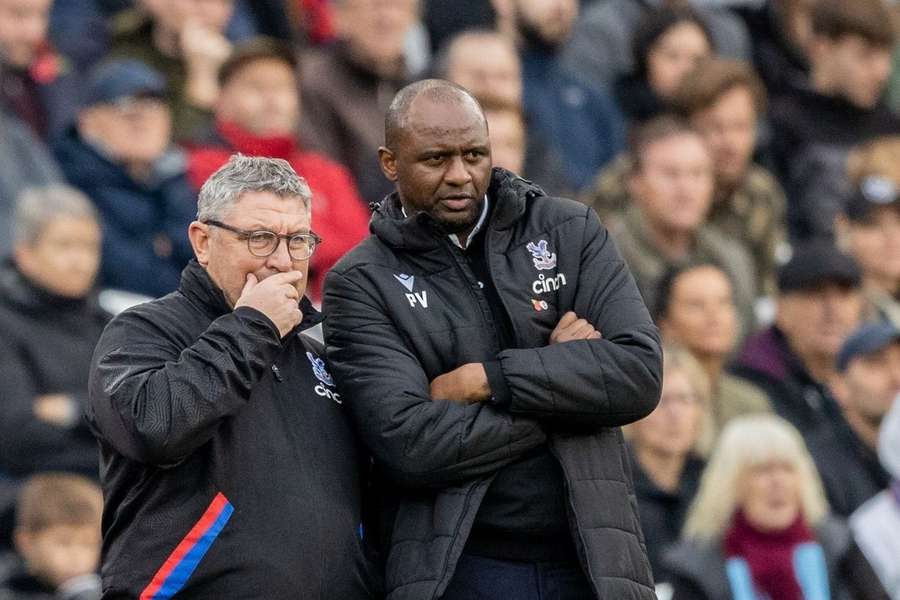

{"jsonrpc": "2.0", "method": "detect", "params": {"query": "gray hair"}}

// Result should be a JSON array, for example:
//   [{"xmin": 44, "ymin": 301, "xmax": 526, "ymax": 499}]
[
  {"xmin": 197, "ymin": 154, "xmax": 312, "ymax": 221},
  {"xmin": 13, "ymin": 185, "xmax": 99, "ymax": 247}
]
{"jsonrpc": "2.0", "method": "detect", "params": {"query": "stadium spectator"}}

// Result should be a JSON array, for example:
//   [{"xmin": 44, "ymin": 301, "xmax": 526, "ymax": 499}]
[
  {"xmin": 53, "ymin": 59, "xmax": 195, "ymax": 298},
  {"xmin": 836, "ymin": 137, "xmax": 900, "ymax": 326},
  {"xmin": 511, "ymin": 0, "xmax": 625, "ymax": 192},
  {"xmin": 736, "ymin": 0, "xmax": 813, "ymax": 102},
  {"xmin": 88, "ymin": 156, "xmax": 377, "ymax": 598},
  {"xmin": 655, "ymin": 262, "xmax": 771, "ymax": 430},
  {"xmin": 435, "ymin": 29, "xmax": 572, "ymax": 197},
  {"xmin": 560, "ymin": 0, "xmax": 750, "ymax": 95},
  {"xmin": 664, "ymin": 414, "xmax": 889, "ymax": 600},
  {"xmin": 607, "ymin": 116, "xmax": 757, "ymax": 335},
  {"xmin": 807, "ymin": 322, "xmax": 899, "ymax": 517},
  {"xmin": 614, "ymin": 4, "xmax": 714, "ymax": 126},
  {"xmin": 299, "ymin": 0, "xmax": 419, "ymax": 205},
  {"xmin": 0, "ymin": 109, "xmax": 62, "ymax": 257},
  {"xmin": 850, "ymin": 394, "xmax": 900, "ymax": 598},
  {"xmin": 588, "ymin": 57, "xmax": 787, "ymax": 296},
  {"xmin": 769, "ymin": 0, "xmax": 900, "ymax": 242},
  {"xmin": 0, "ymin": 0, "xmax": 80, "ymax": 141},
  {"xmin": 626, "ymin": 345, "xmax": 710, "ymax": 584},
  {"xmin": 0, "ymin": 186, "xmax": 107, "ymax": 481},
  {"xmin": 732, "ymin": 242, "xmax": 864, "ymax": 436},
  {"xmin": 0, "ymin": 474, "xmax": 102, "ymax": 599},
  {"xmin": 108, "ymin": 0, "xmax": 235, "ymax": 141},
  {"xmin": 186, "ymin": 38, "xmax": 370, "ymax": 302}
]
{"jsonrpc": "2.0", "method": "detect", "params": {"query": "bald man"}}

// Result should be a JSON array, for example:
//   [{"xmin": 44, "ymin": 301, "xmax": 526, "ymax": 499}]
[{"xmin": 323, "ymin": 79, "xmax": 662, "ymax": 600}]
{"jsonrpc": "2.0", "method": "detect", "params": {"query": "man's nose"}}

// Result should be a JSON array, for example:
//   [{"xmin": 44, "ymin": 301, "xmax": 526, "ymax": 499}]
[
  {"xmin": 444, "ymin": 156, "xmax": 472, "ymax": 186},
  {"xmin": 266, "ymin": 238, "xmax": 294, "ymax": 271}
]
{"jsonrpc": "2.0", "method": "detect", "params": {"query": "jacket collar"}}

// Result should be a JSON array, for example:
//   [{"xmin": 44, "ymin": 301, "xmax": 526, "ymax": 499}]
[
  {"xmin": 178, "ymin": 260, "xmax": 323, "ymax": 331},
  {"xmin": 369, "ymin": 167, "xmax": 543, "ymax": 251}
]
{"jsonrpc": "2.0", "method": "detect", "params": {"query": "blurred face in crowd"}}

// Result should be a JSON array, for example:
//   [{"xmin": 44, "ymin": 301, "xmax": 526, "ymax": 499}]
[
  {"xmin": 631, "ymin": 132, "xmax": 715, "ymax": 237},
  {"xmin": 217, "ymin": 57, "xmax": 299, "ymax": 136},
  {"xmin": 333, "ymin": 0, "xmax": 418, "ymax": 72},
  {"xmin": 777, "ymin": 282, "xmax": 864, "ymax": 363},
  {"xmin": 810, "ymin": 34, "xmax": 892, "ymax": 109},
  {"xmin": 837, "ymin": 341, "xmax": 900, "ymax": 431},
  {"xmin": 647, "ymin": 22, "xmax": 713, "ymax": 99},
  {"xmin": 191, "ymin": 191, "xmax": 311, "ymax": 307},
  {"xmin": 513, "ymin": 0, "xmax": 578, "ymax": 47},
  {"xmin": 446, "ymin": 34, "xmax": 522, "ymax": 107},
  {"xmin": 16, "ymin": 524, "xmax": 101, "ymax": 589},
  {"xmin": 78, "ymin": 96, "xmax": 172, "ymax": 168},
  {"xmin": 140, "ymin": 0, "xmax": 233, "ymax": 35},
  {"xmin": 485, "ymin": 107, "xmax": 526, "ymax": 176},
  {"xmin": 660, "ymin": 266, "xmax": 738, "ymax": 360},
  {"xmin": 630, "ymin": 366, "xmax": 704, "ymax": 460},
  {"xmin": 380, "ymin": 92, "xmax": 492, "ymax": 236},
  {"xmin": 14, "ymin": 216, "xmax": 101, "ymax": 298},
  {"xmin": 0, "ymin": 0, "xmax": 51, "ymax": 69},
  {"xmin": 690, "ymin": 85, "xmax": 758, "ymax": 187},
  {"xmin": 739, "ymin": 459, "xmax": 802, "ymax": 532},
  {"xmin": 837, "ymin": 207, "xmax": 900, "ymax": 290}
]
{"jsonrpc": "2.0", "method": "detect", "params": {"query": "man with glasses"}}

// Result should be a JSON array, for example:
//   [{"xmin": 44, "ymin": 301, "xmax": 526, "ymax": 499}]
[
  {"xmin": 53, "ymin": 59, "xmax": 196, "ymax": 298},
  {"xmin": 87, "ymin": 154, "xmax": 378, "ymax": 599}
]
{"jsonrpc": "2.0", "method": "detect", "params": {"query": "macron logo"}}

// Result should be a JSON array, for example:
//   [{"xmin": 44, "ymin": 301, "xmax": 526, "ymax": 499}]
[
  {"xmin": 393, "ymin": 273, "xmax": 415, "ymax": 292},
  {"xmin": 394, "ymin": 273, "xmax": 428, "ymax": 308}
]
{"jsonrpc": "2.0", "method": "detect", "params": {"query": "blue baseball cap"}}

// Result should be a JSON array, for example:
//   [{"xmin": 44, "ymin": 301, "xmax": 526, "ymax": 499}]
[
  {"xmin": 81, "ymin": 59, "xmax": 166, "ymax": 107},
  {"xmin": 836, "ymin": 322, "xmax": 900, "ymax": 372}
]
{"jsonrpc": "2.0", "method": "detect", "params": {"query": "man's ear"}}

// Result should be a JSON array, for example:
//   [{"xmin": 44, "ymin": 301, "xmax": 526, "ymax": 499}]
[
  {"xmin": 188, "ymin": 221, "xmax": 211, "ymax": 266},
  {"xmin": 13, "ymin": 528, "xmax": 33, "ymax": 561},
  {"xmin": 378, "ymin": 147, "xmax": 399, "ymax": 182}
]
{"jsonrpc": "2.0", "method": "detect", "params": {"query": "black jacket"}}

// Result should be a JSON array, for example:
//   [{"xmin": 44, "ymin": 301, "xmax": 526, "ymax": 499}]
[
  {"xmin": 807, "ymin": 417, "xmax": 891, "ymax": 518},
  {"xmin": 88, "ymin": 261, "xmax": 377, "ymax": 599},
  {"xmin": 0, "ymin": 260, "xmax": 109, "ymax": 479},
  {"xmin": 323, "ymin": 168, "xmax": 662, "ymax": 600},
  {"xmin": 663, "ymin": 517, "xmax": 889, "ymax": 600}
]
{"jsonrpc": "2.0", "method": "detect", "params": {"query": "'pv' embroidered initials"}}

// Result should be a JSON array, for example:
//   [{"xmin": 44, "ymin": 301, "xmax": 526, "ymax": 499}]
[{"xmin": 405, "ymin": 291, "xmax": 428, "ymax": 308}]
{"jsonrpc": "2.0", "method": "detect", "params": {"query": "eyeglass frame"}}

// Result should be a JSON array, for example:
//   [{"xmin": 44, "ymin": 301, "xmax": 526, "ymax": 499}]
[{"xmin": 203, "ymin": 219, "xmax": 323, "ymax": 261}]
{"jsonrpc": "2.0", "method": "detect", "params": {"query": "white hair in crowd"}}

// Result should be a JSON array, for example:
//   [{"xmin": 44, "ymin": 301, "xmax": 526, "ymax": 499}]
[
  {"xmin": 682, "ymin": 414, "xmax": 829, "ymax": 541},
  {"xmin": 197, "ymin": 154, "xmax": 312, "ymax": 222},
  {"xmin": 13, "ymin": 185, "xmax": 99, "ymax": 247}
]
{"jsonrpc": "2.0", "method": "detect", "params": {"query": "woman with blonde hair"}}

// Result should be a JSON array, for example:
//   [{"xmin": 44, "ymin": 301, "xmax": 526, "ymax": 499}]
[
  {"xmin": 663, "ymin": 414, "xmax": 888, "ymax": 600},
  {"xmin": 626, "ymin": 345, "xmax": 712, "ymax": 583}
]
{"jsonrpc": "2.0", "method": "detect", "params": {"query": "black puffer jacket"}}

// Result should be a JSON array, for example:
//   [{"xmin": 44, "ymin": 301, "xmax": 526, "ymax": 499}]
[
  {"xmin": 323, "ymin": 168, "xmax": 662, "ymax": 600},
  {"xmin": 88, "ymin": 261, "xmax": 377, "ymax": 599}
]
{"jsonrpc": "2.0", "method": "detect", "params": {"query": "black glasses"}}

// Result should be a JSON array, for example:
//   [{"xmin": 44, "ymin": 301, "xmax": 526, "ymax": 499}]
[{"xmin": 204, "ymin": 220, "xmax": 322, "ymax": 261}]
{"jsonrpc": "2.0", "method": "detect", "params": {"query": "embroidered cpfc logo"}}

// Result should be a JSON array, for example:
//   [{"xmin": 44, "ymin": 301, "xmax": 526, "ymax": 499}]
[
  {"xmin": 526, "ymin": 240, "xmax": 557, "ymax": 270},
  {"xmin": 307, "ymin": 352, "xmax": 341, "ymax": 404},
  {"xmin": 393, "ymin": 273, "xmax": 428, "ymax": 308},
  {"xmin": 393, "ymin": 273, "xmax": 415, "ymax": 292}
]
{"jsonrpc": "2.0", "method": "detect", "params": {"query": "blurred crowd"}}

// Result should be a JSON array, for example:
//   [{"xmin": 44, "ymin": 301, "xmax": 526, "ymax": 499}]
[{"xmin": 0, "ymin": 0, "xmax": 899, "ymax": 598}]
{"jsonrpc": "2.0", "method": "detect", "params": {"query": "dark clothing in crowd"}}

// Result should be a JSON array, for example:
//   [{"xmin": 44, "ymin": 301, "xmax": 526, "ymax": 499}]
[
  {"xmin": 323, "ymin": 168, "xmax": 662, "ymax": 600},
  {"xmin": 731, "ymin": 325, "xmax": 842, "ymax": 437},
  {"xmin": 0, "ymin": 556, "xmax": 100, "ymax": 600},
  {"xmin": 186, "ymin": 119, "xmax": 371, "ymax": 301},
  {"xmin": 0, "ymin": 260, "xmax": 109, "ymax": 479},
  {"xmin": 613, "ymin": 74, "xmax": 666, "ymax": 127},
  {"xmin": 807, "ymin": 417, "xmax": 891, "ymax": 518},
  {"xmin": 53, "ymin": 128, "xmax": 195, "ymax": 298},
  {"xmin": 769, "ymin": 87, "xmax": 900, "ymax": 241},
  {"xmin": 0, "ymin": 111, "xmax": 62, "ymax": 258},
  {"xmin": 664, "ymin": 516, "xmax": 889, "ymax": 600},
  {"xmin": 88, "ymin": 260, "xmax": 377, "ymax": 599},
  {"xmin": 300, "ymin": 42, "xmax": 407, "ymax": 206},
  {"xmin": 423, "ymin": 0, "xmax": 496, "ymax": 53},
  {"xmin": 441, "ymin": 553, "xmax": 594, "ymax": 600},
  {"xmin": 520, "ymin": 43, "xmax": 624, "ymax": 192},
  {"xmin": 0, "ymin": 46, "xmax": 80, "ymax": 142},
  {"xmin": 629, "ymin": 445, "xmax": 704, "ymax": 584}
]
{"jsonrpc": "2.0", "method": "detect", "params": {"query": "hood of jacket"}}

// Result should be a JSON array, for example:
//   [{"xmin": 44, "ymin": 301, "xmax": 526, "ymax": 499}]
[{"xmin": 369, "ymin": 167, "xmax": 545, "ymax": 251}]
